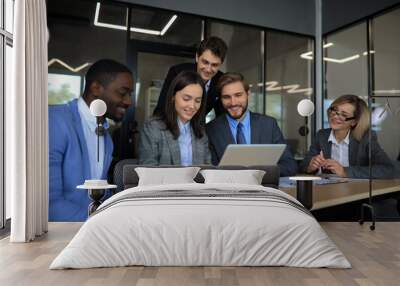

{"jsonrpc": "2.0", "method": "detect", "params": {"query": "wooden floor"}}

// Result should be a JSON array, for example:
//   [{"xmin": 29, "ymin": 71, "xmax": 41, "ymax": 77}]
[{"xmin": 1, "ymin": 222, "xmax": 399, "ymax": 286}]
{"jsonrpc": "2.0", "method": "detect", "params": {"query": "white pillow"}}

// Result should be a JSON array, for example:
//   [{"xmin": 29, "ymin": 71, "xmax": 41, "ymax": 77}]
[
  {"xmin": 200, "ymin": 169, "xmax": 266, "ymax": 185},
  {"xmin": 135, "ymin": 167, "xmax": 201, "ymax": 186}
]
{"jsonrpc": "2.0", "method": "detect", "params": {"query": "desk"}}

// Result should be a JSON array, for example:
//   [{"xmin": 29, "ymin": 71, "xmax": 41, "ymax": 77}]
[{"xmin": 280, "ymin": 179, "xmax": 400, "ymax": 211}]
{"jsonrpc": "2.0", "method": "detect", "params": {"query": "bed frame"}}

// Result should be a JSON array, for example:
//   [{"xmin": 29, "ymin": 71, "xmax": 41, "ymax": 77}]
[{"xmin": 113, "ymin": 159, "xmax": 280, "ymax": 192}]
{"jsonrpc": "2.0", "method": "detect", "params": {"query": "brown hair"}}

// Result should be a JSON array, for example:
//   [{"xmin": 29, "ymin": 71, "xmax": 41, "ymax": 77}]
[
  {"xmin": 329, "ymin": 94, "xmax": 369, "ymax": 141},
  {"xmin": 161, "ymin": 71, "xmax": 206, "ymax": 139},
  {"xmin": 217, "ymin": 72, "xmax": 250, "ymax": 94},
  {"xmin": 197, "ymin": 36, "xmax": 228, "ymax": 63}
]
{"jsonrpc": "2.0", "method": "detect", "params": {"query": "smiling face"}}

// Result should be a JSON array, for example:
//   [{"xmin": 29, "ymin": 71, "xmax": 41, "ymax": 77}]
[
  {"xmin": 96, "ymin": 72, "xmax": 133, "ymax": 122},
  {"xmin": 174, "ymin": 83, "xmax": 203, "ymax": 123},
  {"xmin": 328, "ymin": 102, "xmax": 357, "ymax": 132},
  {"xmin": 196, "ymin": 49, "xmax": 222, "ymax": 82},
  {"xmin": 220, "ymin": 81, "xmax": 249, "ymax": 120}
]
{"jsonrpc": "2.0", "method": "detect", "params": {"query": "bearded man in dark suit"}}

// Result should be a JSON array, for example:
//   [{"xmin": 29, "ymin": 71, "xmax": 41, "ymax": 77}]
[{"xmin": 206, "ymin": 72, "xmax": 297, "ymax": 177}]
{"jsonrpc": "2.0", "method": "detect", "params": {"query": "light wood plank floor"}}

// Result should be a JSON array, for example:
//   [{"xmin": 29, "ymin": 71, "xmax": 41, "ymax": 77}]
[{"xmin": 0, "ymin": 222, "xmax": 399, "ymax": 286}]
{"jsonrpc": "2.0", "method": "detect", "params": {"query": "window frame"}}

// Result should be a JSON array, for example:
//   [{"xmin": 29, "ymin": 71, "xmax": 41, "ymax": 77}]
[{"xmin": 1, "ymin": 0, "xmax": 13, "ymax": 231}]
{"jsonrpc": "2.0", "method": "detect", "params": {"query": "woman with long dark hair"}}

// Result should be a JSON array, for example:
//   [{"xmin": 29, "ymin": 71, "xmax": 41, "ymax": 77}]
[
  {"xmin": 299, "ymin": 94, "xmax": 395, "ymax": 178},
  {"xmin": 139, "ymin": 71, "xmax": 211, "ymax": 165}
]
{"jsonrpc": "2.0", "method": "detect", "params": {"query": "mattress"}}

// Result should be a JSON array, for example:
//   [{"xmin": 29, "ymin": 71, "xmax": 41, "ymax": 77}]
[{"xmin": 50, "ymin": 183, "xmax": 351, "ymax": 269}]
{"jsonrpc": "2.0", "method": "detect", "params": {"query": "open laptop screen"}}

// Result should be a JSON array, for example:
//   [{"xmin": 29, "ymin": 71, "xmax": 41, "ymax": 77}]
[{"xmin": 218, "ymin": 144, "xmax": 286, "ymax": 166}]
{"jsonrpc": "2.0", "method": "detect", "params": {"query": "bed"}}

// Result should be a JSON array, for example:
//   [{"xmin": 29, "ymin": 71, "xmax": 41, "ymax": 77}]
[{"xmin": 50, "ymin": 164, "xmax": 350, "ymax": 269}]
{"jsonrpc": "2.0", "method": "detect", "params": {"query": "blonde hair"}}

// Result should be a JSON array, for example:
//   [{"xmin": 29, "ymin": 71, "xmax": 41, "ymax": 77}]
[{"xmin": 329, "ymin": 94, "xmax": 369, "ymax": 141}]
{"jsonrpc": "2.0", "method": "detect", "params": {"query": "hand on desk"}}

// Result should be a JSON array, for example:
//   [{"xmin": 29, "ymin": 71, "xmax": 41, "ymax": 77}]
[
  {"xmin": 307, "ymin": 152, "xmax": 347, "ymax": 178},
  {"xmin": 323, "ymin": 159, "xmax": 347, "ymax": 177}
]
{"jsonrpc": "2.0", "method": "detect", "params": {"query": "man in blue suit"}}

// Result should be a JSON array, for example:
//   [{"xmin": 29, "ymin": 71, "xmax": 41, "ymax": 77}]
[
  {"xmin": 206, "ymin": 72, "xmax": 297, "ymax": 177},
  {"xmin": 49, "ymin": 59, "xmax": 133, "ymax": 221}
]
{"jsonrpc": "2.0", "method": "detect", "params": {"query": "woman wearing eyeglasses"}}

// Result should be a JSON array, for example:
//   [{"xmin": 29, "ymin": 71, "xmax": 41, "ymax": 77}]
[{"xmin": 299, "ymin": 94, "xmax": 395, "ymax": 178}]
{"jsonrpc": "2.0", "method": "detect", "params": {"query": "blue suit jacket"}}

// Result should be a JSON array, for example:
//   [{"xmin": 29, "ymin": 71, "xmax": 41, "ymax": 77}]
[
  {"xmin": 49, "ymin": 99, "xmax": 113, "ymax": 221},
  {"xmin": 206, "ymin": 112, "xmax": 298, "ymax": 177}
]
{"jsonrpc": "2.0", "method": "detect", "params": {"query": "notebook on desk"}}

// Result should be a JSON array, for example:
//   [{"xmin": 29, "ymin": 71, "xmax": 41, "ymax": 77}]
[{"xmin": 279, "ymin": 176, "xmax": 349, "ymax": 188}]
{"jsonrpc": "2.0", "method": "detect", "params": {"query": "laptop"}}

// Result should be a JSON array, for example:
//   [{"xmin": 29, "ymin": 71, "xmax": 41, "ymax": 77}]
[{"xmin": 218, "ymin": 144, "xmax": 286, "ymax": 166}]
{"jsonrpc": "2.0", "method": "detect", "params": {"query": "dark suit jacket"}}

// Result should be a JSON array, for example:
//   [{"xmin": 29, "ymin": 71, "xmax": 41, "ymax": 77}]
[
  {"xmin": 138, "ymin": 118, "xmax": 211, "ymax": 165},
  {"xmin": 153, "ymin": 63, "xmax": 224, "ymax": 117},
  {"xmin": 206, "ymin": 112, "xmax": 297, "ymax": 177},
  {"xmin": 299, "ymin": 128, "xmax": 396, "ymax": 179}
]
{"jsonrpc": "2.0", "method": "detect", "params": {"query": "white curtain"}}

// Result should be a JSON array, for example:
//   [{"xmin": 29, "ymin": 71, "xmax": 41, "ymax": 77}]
[{"xmin": 7, "ymin": 0, "xmax": 48, "ymax": 242}]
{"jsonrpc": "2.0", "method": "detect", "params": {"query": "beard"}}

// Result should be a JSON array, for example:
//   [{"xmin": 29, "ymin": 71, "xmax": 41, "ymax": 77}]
[{"xmin": 225, "ymin": 102, "xmax": 248, "ymax": 120}]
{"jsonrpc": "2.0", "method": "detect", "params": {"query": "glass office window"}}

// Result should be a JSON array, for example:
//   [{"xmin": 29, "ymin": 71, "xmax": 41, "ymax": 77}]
[
  {"xmin": 324, "ymin": 22, "xmax": 368, "ymax": 127},
  {"xmin": 372, "ymin": 8, "xmax": 400, "ymax": 170},
  {"xmin": 5, "ymin": 43, "xmax": 12, "ymax": 219},
  {"xmin": 0, "ymin": 36, "xmax": 3, "ymax": 228},
  {"xmin": 47, "ymin": 0, "xmax": 132, "ymax": 159},
  {"xmin": 266, "ymin": 31, "xmax": 314, "ymax": 157},
  {"xmin": 48, "ymin": 73, "xmax": 82, "ymax": 105},
  {"xmin": 206, "ymin": 20, "xmax": 263, "ymax": 116},
  {"xmin": 129, "ymin": 6, "xmax": 202, "ymax": 46},
  {"xmin": 136, "ymin": 52, "xmax": 190, "ymax": 127},
  {"xmin": 374, "ymin": 8, "xmax": 400, "ymax": 97},
  {"xmin": 48, "ymin": 0, "xmax": 128, "ymax": 101}
]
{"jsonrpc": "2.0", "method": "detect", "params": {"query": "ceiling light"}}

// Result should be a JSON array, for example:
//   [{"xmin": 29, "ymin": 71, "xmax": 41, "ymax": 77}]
[
  {"xmin": 160, "ymin": 15, "xmax": 178, "ymax": 36},
  {"xmin": 48, "ymin": 58, "xmax": 91, "ymax": 72},
  {"xmin": 300, "ymin": 42, "xmax": 373, "ymax": 64},
  {"xmin": 362, "ymin": 50, "xmax": 376, "ymax": 56},
  {"xmin": 373, "ymin": 89, "xmax": 400, "ymax": 95},
  {"xmin": 94, "ymin": 3, "xmax": 177, "ymax": 36},
  {"xmin": 251, "ymin": 81, "xmax": 312, "ymax": 95}
]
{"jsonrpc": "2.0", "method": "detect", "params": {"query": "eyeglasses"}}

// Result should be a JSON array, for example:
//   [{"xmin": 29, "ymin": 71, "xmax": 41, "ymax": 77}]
[{"xmin": 328, "ymin": 107, "xmax": 356, "ymax": 121}]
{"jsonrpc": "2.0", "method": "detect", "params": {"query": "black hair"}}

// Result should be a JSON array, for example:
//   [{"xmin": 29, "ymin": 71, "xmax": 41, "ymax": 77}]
[
  {"xmin": 83, "ymin": 59, "xmax": 132, "ymax": 96},
  {"xmin": 197, "ymin": 36, "xmax": 228, "ymax": 63}
]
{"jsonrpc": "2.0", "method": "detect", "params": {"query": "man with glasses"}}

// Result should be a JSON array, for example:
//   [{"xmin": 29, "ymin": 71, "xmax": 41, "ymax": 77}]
[
  {"xmin": 153, "ymin": 36, "xmax": 228, "ymax": 118},
  {"xmin": 206, "ymin": 72, "xmax": 297, "ymax": 177}
]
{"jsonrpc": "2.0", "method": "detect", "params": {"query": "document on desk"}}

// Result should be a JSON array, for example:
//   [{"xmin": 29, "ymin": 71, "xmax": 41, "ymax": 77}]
[{"xmin": 279, "ymin": 177, "xmax": 349, "ymax": 188}]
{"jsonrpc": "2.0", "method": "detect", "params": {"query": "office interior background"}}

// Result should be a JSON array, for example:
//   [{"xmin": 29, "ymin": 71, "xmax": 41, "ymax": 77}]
[{"xmin": 1, "ymin": 0, "xmax": 400, "ymax": 229}]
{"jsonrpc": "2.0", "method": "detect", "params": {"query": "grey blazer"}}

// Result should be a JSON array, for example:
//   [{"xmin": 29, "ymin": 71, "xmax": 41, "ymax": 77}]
[
  {"xmin": 299, "ymin": 128, "xmax": 396, "ymax": 179},
  {"xmin": 139, "ymin": 118, "xmax": 211, "ymax": 165},
  {"xmin": 206, "ymin": 112, "xmax": 297, "ymax": 177}
]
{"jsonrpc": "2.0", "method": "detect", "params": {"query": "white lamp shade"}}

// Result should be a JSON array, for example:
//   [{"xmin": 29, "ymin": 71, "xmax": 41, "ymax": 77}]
[
  {"xmin": 297, "ymin": 99, "xmax": 315, "ymax": 117},
  {"xmin": 90, "ymin": 99, "xmax": 107, "ymax": 117}
]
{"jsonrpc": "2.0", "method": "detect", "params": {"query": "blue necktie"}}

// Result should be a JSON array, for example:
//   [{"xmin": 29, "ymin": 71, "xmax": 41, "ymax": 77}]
[{"xmin": 236, "ymin": 122, "xmax": 246, "ymax": 144}]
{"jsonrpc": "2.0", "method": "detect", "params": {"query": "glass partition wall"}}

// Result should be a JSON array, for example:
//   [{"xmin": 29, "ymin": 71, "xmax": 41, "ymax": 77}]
[
  {"xmin": 324, "ymin": 23, "xmax": 368, "ymax": 127},
  {"xmin": 47, "ymin": 0, "xmax": 315, "ymax": 162},
  {"xmin": 323, "ymin": 5, "xmax": 400, "ymax": 221},
  {"xmin": 205, "ymin": 20, "xmax": 264, "ymax": 121},
  {"xmin": 373, "ymin": 8, "xmax": 400, "ymax": 163},
  {"xmin": 267, "ymin": 31, "xmax": 314, "ymax": 158}
]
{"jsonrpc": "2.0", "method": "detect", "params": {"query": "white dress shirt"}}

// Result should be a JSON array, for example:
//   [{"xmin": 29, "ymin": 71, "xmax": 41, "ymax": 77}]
[
  {"xmin": 77, "ymin": 97, "xmax": 109, "ymax": 179},
  {"xmin": 328, "ymin": 130, "xmax": 350, "ymax": 167}
]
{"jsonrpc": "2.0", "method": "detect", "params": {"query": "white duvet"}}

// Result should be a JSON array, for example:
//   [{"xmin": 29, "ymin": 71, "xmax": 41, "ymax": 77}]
[{"xmin": 50, "ymin": 183, "xmax": 350, "ymax": 269}]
